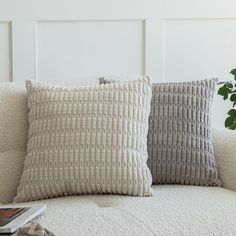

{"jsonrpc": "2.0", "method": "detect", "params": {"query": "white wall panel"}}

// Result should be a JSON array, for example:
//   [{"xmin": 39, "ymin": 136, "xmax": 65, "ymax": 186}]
[
  {"xmin": 163, "ymin": 19, "xmax": 236, "ymax": 82},
  {"xmin": 0, "ymin": 22, "xmax": 11, "ymax": 82},
  {"xmin": 36, "ymin": 20, "xmax": 145, "ymax": 81},
  {"xmin": 163, "ymin": 19, "xmax": 236, "ymax": 128}
]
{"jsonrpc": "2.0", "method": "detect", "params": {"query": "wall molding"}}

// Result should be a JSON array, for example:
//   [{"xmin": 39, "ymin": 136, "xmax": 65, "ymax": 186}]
[
  {"xmin": 0, "ymin": 21, "xmax": 12, "ymax": 81},
  {"xmin": 34, "ymin": 19, "xmax": 146, "ymax": 81}
]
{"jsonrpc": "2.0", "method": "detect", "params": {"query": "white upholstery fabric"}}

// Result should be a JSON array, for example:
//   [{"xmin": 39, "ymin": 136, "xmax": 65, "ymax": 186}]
[
  {"xmin": 0, "ymin": 83, "xmax": 27, "ymax": 204},
  {"xmin": 213, "ymin": 129, "xmax": 236, "ymax": 192},
  {"xmin": 12, "ymin": 186, "xmax": 236, "ymax": 236}
]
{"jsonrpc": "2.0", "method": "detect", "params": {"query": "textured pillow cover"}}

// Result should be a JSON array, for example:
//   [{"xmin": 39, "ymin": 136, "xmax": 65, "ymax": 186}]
[
  {"xmin": 148, "ymin": 79, "xmax": 220, "ymax": 186},
  {"xmin": 14, "ymin": 78, "xmax": 153, "ymax": 202},
  {"xmin": 100, "ymin": 78, "xmax": 221, "ymax": 186},
  {"xmin": 0, "ymin": 80, "xmax": 99, "ymax": 204}
]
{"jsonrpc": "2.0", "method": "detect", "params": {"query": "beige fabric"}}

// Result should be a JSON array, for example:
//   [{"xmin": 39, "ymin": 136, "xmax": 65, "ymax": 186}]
[
  {"xmin": 14, "ymin": 78, "xmax": 153, "ymax": 202},
  {"xmin": 13, "ymin": 222, "xmax": 54, "ymax": 236},
  {"xmin": 13, "ymin": 186, "xmax": 236, "ymax": 236},
  {"xmin": 0, "ymin": 83, "xmax": 28, "ymax": 204},
  {"xmin": 213, "ymin": 129, "xmax": 236, "ymax": 192}
]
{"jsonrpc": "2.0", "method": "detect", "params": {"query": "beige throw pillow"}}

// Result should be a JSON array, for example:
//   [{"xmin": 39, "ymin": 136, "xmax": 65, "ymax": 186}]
[{"xmin": 14, "ymin": 78, "xmax": 153, "ymax": 202}]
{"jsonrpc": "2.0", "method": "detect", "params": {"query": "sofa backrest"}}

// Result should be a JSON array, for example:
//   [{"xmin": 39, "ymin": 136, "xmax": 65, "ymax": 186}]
[
  {"xmin": 0, "ymin": 82, "xmax": 235, "ymax": 204},
  {"xmin": 213, "ymin": 129, "xmax": 236, "ymax": 192},
  {"xmin": 0, "ymin": 83, "xmax": 28, "ymax": 203}
]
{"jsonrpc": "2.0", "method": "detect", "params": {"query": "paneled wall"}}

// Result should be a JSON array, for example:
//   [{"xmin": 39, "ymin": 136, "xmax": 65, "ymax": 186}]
[
  {"xmin": 0, "ymin": 21, "xmax": 12, "ymax": 81},
  {"xmin": 0, "ymin": 0, "xmax": 236, "ymax": 129},
  {"xmin": 36, "ymin": 20, "xmax": 145, "ymax": 81}
]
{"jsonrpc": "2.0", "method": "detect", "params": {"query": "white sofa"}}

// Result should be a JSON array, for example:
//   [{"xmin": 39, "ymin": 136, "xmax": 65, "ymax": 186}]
[{"xmin": 1, "ymin": 83, "xmax": 236, "ymax": 236}]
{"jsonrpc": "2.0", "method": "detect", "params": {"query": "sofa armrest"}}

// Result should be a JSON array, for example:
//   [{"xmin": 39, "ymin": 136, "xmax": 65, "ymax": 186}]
[{"xmin": 213, "ymin": 129, "xmax": 236, "ymax": 192}]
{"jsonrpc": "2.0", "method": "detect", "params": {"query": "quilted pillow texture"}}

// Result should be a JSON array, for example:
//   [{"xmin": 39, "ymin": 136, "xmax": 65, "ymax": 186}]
[
  {"xmin": 14, "ymin": 78, "xmax": 153, "ymax": 202},
  {"xmin": 148, "ymin": 79, "xmax": 220, "ymax": 186},
  {"xmin": 100, "ymin": 78, "xmax": 221, "ymax": 186}
]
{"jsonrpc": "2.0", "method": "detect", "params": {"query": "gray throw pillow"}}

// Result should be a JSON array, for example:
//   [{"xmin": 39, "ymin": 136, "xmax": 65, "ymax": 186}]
[
  {"xmin": 14, "ymin": 78, "xmax": 153, "ymax": 202},
  {"xmin": 100, "ymin": 78, "xmax": 221, "ymax": 186}
]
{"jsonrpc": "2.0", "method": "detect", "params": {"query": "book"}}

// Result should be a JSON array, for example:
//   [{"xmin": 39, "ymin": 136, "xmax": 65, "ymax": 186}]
[{"xmin": 0, "ymin": 204, "xmax": 46, "ymax": 234}]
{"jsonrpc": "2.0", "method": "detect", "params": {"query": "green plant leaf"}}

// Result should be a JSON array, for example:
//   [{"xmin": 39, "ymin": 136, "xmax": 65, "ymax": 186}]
[
  {"xmin": 218, "ymin": 85, "xmax": 231, "ymax": 100},
  {"xmin": 218, "ymin": 85, "xmax": 227, "ymax": 94},
  {"xmin": 230, "ymin": 68, "xmax": 236, "ymax": 80},
  {"xmin": 228, "ymin": 121, "xmax": 236, "ymax": 130},
  {"xmin": 230, "ymin": 94, "xmax": 236, "ymax": 107},
  {"xmin": 228, "ymin": 109, "xmax": 236, "ymax": 118},
  {"xmin": 218, "ymin": 69, "xmax": 236, "ymax": 130},
  {"xmin": 225, "ymin": 116, "xmax": 234, "ymax": 128},
  {"xmin": 226, "ymin": 82, "xmax": 233, "ymax": 89},
  {"xmin": 230, "ymin": 68, "xmax": 236, "ymax": 75},
  {"xmin": 230, "ymin": 94, "xmax": 236, "ymax": 101}
]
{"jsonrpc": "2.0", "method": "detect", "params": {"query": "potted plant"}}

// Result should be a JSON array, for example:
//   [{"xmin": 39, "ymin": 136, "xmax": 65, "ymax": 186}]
[{"xmin": 218, "ymin": 69, "xmax": 236, "ymax": 130}]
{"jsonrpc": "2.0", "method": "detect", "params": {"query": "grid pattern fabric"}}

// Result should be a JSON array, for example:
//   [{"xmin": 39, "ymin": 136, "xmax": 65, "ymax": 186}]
[
  {"xmin": 14, "ymin": 78, "xmax": 153, "ymax": 202},
  {"xmin": 148, "ymin": 79, "xmax": 221, "ymax": 186}
]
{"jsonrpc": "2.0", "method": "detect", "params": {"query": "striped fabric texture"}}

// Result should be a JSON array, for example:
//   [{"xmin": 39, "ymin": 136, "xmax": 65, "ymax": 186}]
[
  {"xmin": 148, "ymin": 79, "xmax": 220, "ymax": 186},
  {"xmin": 14, "ymin": 78, "xmax": 153, "ymax": 202},
  {"xmin": 99, "ymin": 78, "xmax": 221, "ymax": 186}
]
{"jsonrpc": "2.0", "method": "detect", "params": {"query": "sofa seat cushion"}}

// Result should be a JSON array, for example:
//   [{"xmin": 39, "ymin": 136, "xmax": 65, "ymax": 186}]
[{"xmin": 16, "ymin": 185, "xmax": 236, "ymax": 236}]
